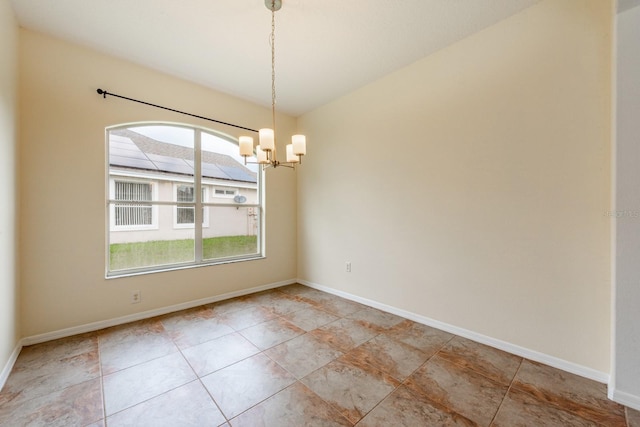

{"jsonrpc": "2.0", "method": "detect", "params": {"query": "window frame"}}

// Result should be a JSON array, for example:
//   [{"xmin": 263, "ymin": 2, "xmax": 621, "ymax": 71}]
[{"xmin": 106, "ymin": 122, "xmax": 264, "ymax": 278}]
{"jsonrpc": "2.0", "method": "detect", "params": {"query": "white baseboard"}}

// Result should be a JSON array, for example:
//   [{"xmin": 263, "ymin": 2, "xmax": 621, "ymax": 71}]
[
  {"xmin": 610, "ymin": 388, "xmax": 640, "ymax": 411},
  {"xmin": 21, "ymin": 279, "xmax": 296, "ymax": 346},
  {"xmin": 0, "ymin": 339, "xmax": 23, "ymax": 392},
  {"xmin": 298, "ymin": 279, "xmax": 610, "ymax": 384},
  {"xmin": 10, "ymin": 277, "xmax": 618, "ymax": 397}
]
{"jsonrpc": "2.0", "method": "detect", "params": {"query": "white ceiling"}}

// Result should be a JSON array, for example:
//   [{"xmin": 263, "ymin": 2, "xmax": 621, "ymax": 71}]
[{"xmin": 10, "ymin": 0, "xmax": 541, "ymax": 116}]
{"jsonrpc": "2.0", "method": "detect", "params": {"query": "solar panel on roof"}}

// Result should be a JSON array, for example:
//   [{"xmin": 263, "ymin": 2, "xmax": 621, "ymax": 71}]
[
  {"xmin": 218, "ymin": 165, "xmax": 257, "ymax": 183},
  {"xmin": 186, "ymin": 160, "xmax": 230, "ymax": 180},
  {"xmin": 109, "ymin": 136, "xmax": 159, "ymax": 170},
  {"xmin": 109, "ymin": 130, "xmax": 256, "ymax": 182},
  {"xmin": 150, "ymin": 160, "xmax": 193, "ymax": 175},
  {"xmin": 109, "ymin": 155, "xmax": 158, "ymax": 171},
  {"xmin": 110, "ymin": 147, "xmax": 150, "ymax": 160},
  {"xmin": 110, "ymin": 144, "xmax": 141, "ymax": 154},
  {"xmin": 143, "ymin": 153, "xmax": 193, "ymax": 175},
  {"xmin": 145, "ymin": 153, "xmax": 189, "ymax": 164},
  {"xmin": 201, "ymin": 163, "xmax": 230, "ymax": 180}
]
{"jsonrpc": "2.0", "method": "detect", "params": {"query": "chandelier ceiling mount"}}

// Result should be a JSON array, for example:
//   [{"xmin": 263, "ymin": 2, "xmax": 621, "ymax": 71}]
[{"xmin": 265, "ymin": 0, "xmax": 282, "ymax": 12}]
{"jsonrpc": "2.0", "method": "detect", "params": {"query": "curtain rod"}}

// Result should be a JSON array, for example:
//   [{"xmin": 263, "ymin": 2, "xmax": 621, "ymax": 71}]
[{"xmin": 96, "ymin": 88, "xmax": 258, "ymax": 133}]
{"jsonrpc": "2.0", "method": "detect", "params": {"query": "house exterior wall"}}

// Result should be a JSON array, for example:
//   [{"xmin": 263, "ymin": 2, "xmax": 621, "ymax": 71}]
[{"xmin": 109, "ymin": 177, "xmax": 259, "ymax": 244}]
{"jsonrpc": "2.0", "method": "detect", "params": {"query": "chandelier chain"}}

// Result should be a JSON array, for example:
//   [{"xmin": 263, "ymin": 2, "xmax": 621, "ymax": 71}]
[{"xmin": 271, "ymin": 2, "xmax": 277, "ymax": 142}]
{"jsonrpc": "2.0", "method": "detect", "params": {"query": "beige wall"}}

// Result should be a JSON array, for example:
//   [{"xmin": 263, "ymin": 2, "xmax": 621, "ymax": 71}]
[
  {"xmin": 298, "ymin": 0, "xmax": 612, "ymax": 373},
  {"xmin": 18, "ymin": 30, "xmax": 297, "ymax": 337},
  {"xmin": 0, "ymin": 0, "xmax": 20, "ymax": 375}
]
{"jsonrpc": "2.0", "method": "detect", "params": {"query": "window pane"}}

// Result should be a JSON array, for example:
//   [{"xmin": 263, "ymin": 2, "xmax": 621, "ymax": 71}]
[
  {"xmin": 177, "ymin": 185, "xmax": 194, "ymax": 202},
  {"xmin": 175, "ymin": 186, "xmax": 206, "ymax": 226},
  {"xmin": 176, "ymin": 185, "xmax": 195, "ymax": 225},
  {"xmin": 201, "ymin": 132, "xmax": 258, "ymax": 183},
  {"xmin": 202, "ymin": 206, "xmax": 260, "ymax": 260},
  {"xmin": 177, "ymin": 206, "xmax": 195, "ymax": 224},
  {"xmin": 109, "ymin": 204, "xmax": 195, "ymax": 271}
]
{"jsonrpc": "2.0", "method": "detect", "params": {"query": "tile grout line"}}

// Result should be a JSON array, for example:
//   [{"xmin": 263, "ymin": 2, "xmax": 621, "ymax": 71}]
[
  {"xmin": 196, "ymin": 375, "xmax": 230, "ymax": 424},
  {"xmin": 226, "ymin": 381, "xmax": 304, "ymax": 425},
  {"xmin": 175, "ymin": 341, "xmax": 231, "ymax": 426},
  {"xmin": 509, "ymin": 359, "xmax": 627, "ymax": 426},
  {"xmin": 101, "ymin": 294, "xmax": 444, "ymax": 422},
  {"xmin": 228, "ymin": 303, "xmax": 327, "ymax": 423},
  {"xmin": 351, "ymin": 330, "xmax": 462, "ymax": 425},
  {"xmin": 386, "ymin": 334, "xmax": 460, "ymax": 419},
  {"xmin": 97, "ymin": 334, "xmax": 107, "ymax": 425},
  {"xmin": 294, "ymin": 316, "xmax": 443, "ymax": 424},
  {"xmin": 101, "ymin": 316, "xmax": 225, "ymax": 422},
  {"xmin": 487, "ymin": 357, "xmax": 524, "ymax": 426},
  {"xmin": 192, "ymin": 293, "xmax": 344, "ymax": 424},
  {"xmin": 332, "ymin": 330, "xmax": 395, "ymax": 425},
  {"xmin": 433, "ymin": 336, "xmax": 523, "ymax": 391},
  {"xmin": 625, "ymin": 407, "xmax": 630, "ymax": 427},
  {"xmin": 265, "ymin": 290, "xmax": 390, "ymax": 425},
  {"xmin": 295, "ymin": 381, "xmax": 354, "ymax": 426}
]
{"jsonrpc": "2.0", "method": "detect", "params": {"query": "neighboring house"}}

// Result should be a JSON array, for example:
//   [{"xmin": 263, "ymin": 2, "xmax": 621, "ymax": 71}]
[{"xmin": 108, "ymin": 128, "xmax": 258, "ymax": 245}]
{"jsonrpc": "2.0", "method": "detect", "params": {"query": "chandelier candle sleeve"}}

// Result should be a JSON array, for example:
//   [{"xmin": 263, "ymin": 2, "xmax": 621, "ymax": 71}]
[
  {"xmin": 286, "ymin": 144, "xmax": 300, "ymax": 163},
  {"xmin": 259, "ymin": 129, "xmax": 275, "ymax": 152},
  {"xmin": 292, "ymin": 135, "xmax": 306, "ymax": 155},
  {"xmin": 239, "ymin": 136, "xmax": 254, "ymax": 156},
  {"xmin": 256, "ymin": 145, "xmax": 268, "ymax": 164}
]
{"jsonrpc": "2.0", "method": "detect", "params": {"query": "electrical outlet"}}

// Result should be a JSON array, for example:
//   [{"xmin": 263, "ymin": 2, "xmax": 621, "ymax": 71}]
[
  {"xmin": 346, "ymin": 261, "xmax": 351, "ymax": 272},
  {"xmin": 131, "ymin": 290, "xmax": 141, "ymax": 304}
]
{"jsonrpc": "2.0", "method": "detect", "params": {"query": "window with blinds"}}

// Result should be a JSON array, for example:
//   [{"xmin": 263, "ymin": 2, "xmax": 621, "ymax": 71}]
[
  {"xmin": 176, "ymin": 184, "xmax": 195, "ymax": 224},
  {"xmin": 175, "ymin": 185, "xmax": 207, "ymax": 226},
  {"xmin": 114, "ymin": 181, "xmax": 153, "ymax": 226}
]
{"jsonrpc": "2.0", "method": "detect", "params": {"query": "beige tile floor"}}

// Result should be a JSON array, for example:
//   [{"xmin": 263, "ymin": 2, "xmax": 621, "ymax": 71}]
[{"xmin": 0, "ymin": 283, "xmax": 638, "ymax": 426}]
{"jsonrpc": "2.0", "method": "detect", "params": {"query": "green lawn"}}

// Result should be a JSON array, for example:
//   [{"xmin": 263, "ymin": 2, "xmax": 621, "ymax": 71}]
[{"xmin": 110, "ymin": 235, "xmax": 258, "ymax": 270}]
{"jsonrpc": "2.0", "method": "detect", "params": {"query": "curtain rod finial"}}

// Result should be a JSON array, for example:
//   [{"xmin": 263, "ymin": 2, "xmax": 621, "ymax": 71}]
[{"xmin": 97, "ymin": 88, "xmax": 107, "ymax": 98}]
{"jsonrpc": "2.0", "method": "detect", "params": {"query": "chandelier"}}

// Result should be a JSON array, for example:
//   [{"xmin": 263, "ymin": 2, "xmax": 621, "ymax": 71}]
[{"xmin": 239, "ymin": 0, "xmax": 306, "ymax": 169}]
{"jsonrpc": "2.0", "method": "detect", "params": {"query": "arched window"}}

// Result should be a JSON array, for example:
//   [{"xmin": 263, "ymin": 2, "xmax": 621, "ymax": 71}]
[{"xmin": 106, "ymin": 123, "xmax": 262, "ymax": 276}]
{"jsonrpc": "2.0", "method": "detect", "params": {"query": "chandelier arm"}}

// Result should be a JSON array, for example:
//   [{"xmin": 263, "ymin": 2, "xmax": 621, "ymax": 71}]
[{"xmin": 244, "ymin": 161, "xmax": 295, "ymax": 170}]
